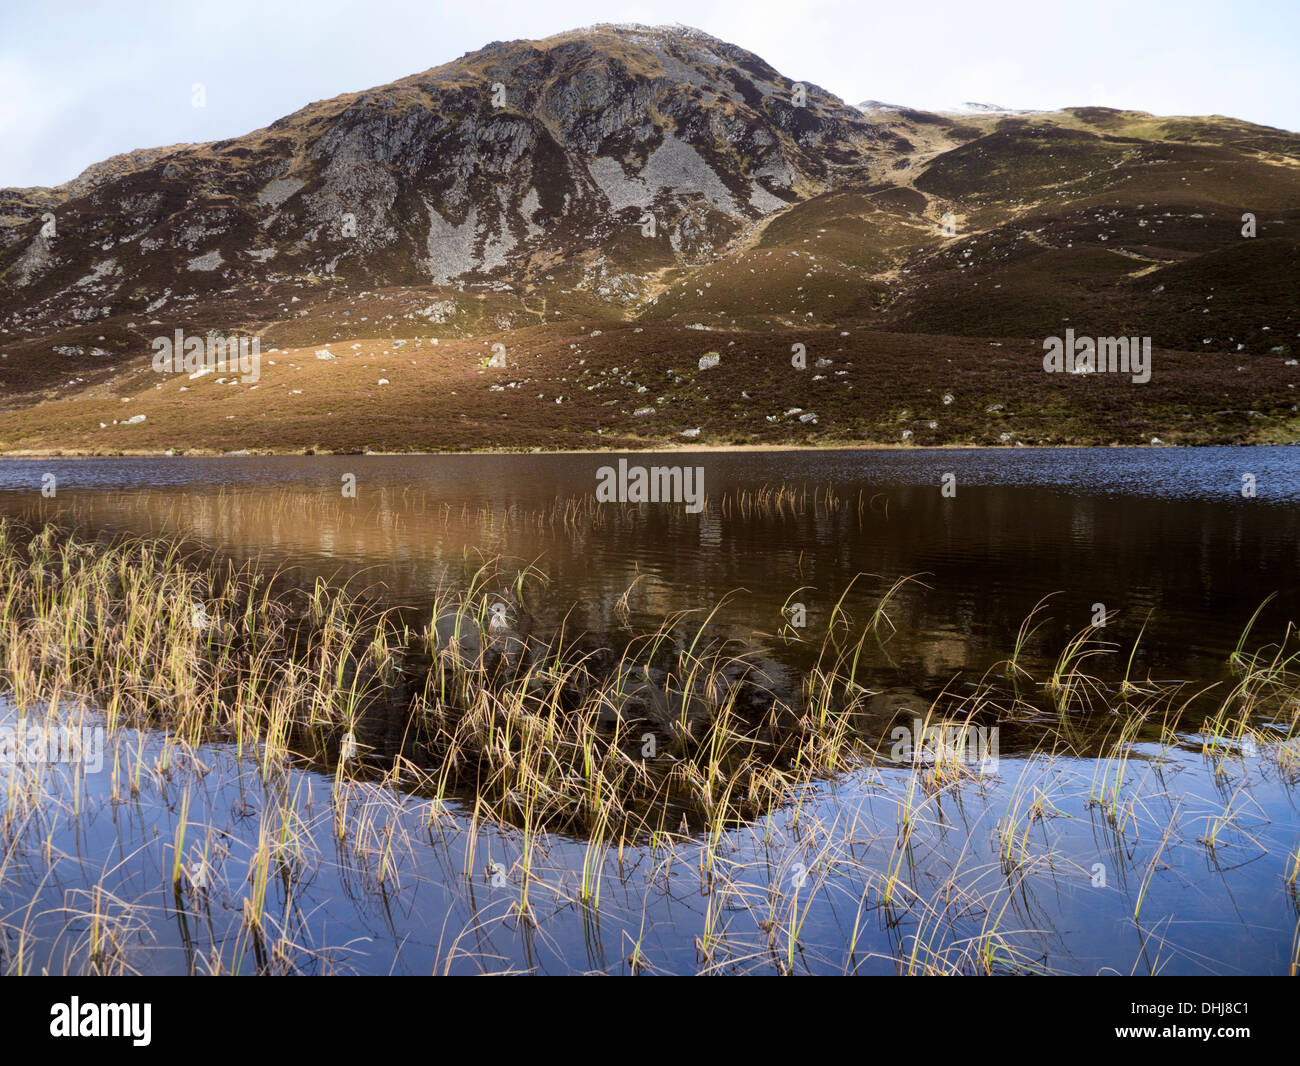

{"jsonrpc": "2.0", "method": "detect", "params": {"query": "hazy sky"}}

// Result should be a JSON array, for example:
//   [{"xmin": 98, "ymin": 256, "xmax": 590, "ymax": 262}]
[{"xmin": 2, "ymin": 0, "xmax": 1296, "ymax": 188}]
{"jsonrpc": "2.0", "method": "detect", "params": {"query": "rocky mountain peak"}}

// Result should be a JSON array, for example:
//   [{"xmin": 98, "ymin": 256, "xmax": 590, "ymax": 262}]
[{"xmin": 0, "ymin": 23, "xmax": 907, "ymax": 333}]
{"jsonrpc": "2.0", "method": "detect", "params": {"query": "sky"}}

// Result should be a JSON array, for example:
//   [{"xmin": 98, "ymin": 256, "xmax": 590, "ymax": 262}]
[{"xmin": 1, "ymin": 0, "xmax": 1296, "ymax": 188}]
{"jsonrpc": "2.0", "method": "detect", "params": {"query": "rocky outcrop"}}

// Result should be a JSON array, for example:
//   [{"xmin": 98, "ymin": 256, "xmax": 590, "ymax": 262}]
[{"xmin": 0, "ymin": 24, "xmax": 904, "ymax": 332}]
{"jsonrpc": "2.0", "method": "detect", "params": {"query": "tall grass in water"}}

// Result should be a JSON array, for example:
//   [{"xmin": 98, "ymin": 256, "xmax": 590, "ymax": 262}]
[
  {"xmin": 0, "ymin": 520, "xmax": 892, "ymax": 847},
  {"xmin": 3, "ymin": 518, "xmax": 1300, "ymax": 974}
]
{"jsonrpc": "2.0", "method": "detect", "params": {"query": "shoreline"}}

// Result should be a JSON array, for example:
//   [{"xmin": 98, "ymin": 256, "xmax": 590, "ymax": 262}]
[{"xmin": 0, "ymin": 441, "xmax": 1289, "ymax": 459}]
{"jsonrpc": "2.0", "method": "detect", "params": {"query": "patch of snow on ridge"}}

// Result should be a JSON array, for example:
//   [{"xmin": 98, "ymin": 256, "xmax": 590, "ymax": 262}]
[
  {"xmin": 941, "ymin": 102, "xmax": 1041, "ymax": 115},
  {"xmin": 861, "ymin": 100, "xmax": 1047, "ymax": 117}
]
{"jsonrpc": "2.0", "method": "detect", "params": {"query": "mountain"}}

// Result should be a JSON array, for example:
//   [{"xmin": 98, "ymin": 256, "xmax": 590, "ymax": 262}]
[
  {"xmin": 0, "ymin": 23, "xmax": 1297, "ymax": 454},
  {"xmin": 0, "ymin": 25, "xmax": 899, "ymax": 317}
]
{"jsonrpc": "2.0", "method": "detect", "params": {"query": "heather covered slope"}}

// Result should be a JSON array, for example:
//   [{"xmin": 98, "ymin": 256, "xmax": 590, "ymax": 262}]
[{"xmin": 0, "ymin": 24, "xmax": 1297, "ymax": 453}]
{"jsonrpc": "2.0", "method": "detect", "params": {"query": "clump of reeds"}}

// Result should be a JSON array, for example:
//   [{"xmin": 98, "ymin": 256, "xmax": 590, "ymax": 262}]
[
  {"xmin": 4, "ymin": 515, "xmax": 1300, "ymax": 975},
  {"xmin": 0, "ymin": 520, "xmax": 889, "ymax": 855},
  {"xmin": 6, "ymin": 517, "xmax": 1298, "ymax": 859}
]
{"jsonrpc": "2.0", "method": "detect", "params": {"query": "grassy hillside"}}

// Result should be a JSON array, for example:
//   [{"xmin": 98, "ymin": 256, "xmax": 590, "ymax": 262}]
[{"xmin": 1, "ymin": 30, "xmax": 1297, "ymax": 453}]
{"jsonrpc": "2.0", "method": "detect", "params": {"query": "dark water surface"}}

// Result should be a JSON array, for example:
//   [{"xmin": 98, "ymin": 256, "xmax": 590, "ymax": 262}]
[
  {"xmin": 1, "ymin": 447, "xmax": 1297, "ymax": 974},
  {"xmin": 2, "ymin": 447, "xmax": 1295, "ymax": 687}
]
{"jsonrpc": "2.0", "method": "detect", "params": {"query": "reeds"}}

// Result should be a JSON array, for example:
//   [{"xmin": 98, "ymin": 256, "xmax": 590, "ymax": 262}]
[
  {"xmin": 0, "ymin": 520, "xmax": 880, "ymax": 848},
  {"xmin": 2, "ymin": 516, "xmax": 1300, "ymax": 975}
]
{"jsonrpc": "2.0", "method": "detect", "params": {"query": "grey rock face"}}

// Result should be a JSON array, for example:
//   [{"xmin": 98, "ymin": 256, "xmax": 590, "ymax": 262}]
[{"xmin": 0, "ymin": 23, "xmax": 900, "ymax": 326}]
